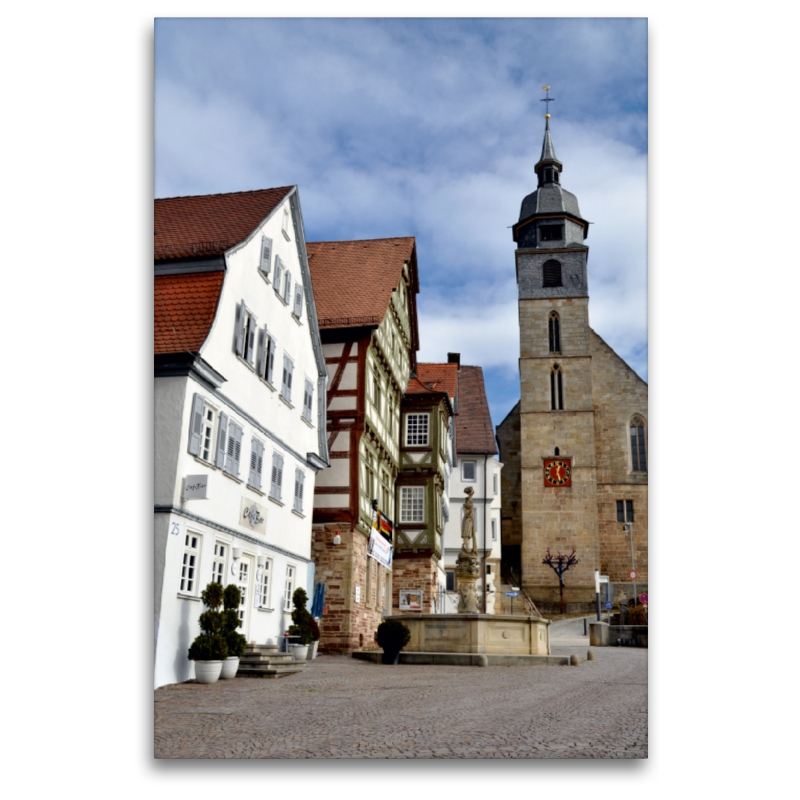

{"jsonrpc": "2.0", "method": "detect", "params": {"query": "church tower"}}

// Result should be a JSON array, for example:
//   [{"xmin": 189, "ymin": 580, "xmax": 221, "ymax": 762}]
[{"xmin": 510, "ymin": 112, "xmax": 601, "ymax": 609}]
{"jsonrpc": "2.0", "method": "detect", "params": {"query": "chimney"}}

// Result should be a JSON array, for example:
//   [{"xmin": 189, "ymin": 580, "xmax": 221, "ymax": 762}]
[{"xmin": 447, "ymin": 352, "xmax": 461, "ymax": 371}]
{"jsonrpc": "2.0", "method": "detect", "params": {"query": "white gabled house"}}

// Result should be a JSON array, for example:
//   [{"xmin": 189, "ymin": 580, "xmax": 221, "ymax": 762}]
[{"xmin": 154, "ymin": 186, "xmax": 328, "ymax": 688}]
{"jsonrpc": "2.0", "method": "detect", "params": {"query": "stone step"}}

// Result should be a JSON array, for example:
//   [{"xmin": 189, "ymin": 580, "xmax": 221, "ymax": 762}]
[{"xmin": 237, "ymin": 661, "xmax": 307, "ymax": 678}]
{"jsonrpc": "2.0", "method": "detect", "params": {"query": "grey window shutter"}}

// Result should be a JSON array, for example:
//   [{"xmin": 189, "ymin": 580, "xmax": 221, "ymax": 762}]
[
  {"xmin": 271, "ymin": 453, "xmax": 284, "ymax": 499},
  {"xmin": 266, "ymin": 336, "xmax": 276, "ymax": 384},
  {"xmin": 294, "ymin": 468, "xmax": 305, "ymax": 513},
  {"xmin": 255, "ymin": 439, "xmax": 264, "ymax": 489},
  {"xmin": 188, "ymin": 393, "xmax": 204, "ymax": 455},
  {"xmin": 256, "ymin": 326, "xmax": 266, "ymax": 377},
  {"xmin": 274, "ymin": 256, "xmax": 283, "ymax": 293},
  {"xmin": 283, "ymin": 270, "xmax": 292, "ymax": 304},
  {"xmin": 244, "ymin": 313, "xmax": 257, "ymax": 365},
  {"xmin": 303, "ymin": 378, "xmax": 313, "ymax": 420},
  {"xmin": 232, "ymin": 424, "xmax": 243, "ymax": 477},
  {"xmin": 293, "ymin": 284, "xmax": 304, "ymax": 318},
  {"xmin": 260, "ymin": 236, "xmax": 273, "ymax": 278},
  {"xmin": 249, "ymin": 437, "xmax": 258, "ymax": 487},
  {"xmin": 215, "ymin": 412, "xmax": 228, "ymax": 468},
  {"xmin": 282, "ymin": 355, "xmax": 293, "ymax": 401},
  {"xmin": 234, "ymin": 302, "xmax": 245, "ymax": 356}
]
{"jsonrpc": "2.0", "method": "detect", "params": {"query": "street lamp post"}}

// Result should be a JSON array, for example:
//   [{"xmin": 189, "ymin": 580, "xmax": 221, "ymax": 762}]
[{"xmin": 623, "ymin": 522, "xmax": 636, "ymax": 600}]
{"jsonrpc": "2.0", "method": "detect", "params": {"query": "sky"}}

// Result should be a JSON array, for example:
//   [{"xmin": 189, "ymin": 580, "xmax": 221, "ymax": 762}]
[{"xmin": 154, "ymin": 17, "xmax": 648, "ymax": 432}]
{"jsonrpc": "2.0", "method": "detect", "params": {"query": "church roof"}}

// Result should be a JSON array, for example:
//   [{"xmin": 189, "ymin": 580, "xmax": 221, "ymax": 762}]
[
  {"xmin": 455, "ymin": 366, "xmax": 497, "ymax": 455},
  {"xmin": 154, "ymin": 271, "xmax": 224, "ymax": 354},
  {"xmin": 154, "ymin": 186, "xmax": 293, "ymax": 260},
  {"xmin": 307, "ymin": 237, "xmax": 417, "ymax": 330},
  {"xmin": 519, "ymin": 185, "xmax": 583, "ymax": 221}
]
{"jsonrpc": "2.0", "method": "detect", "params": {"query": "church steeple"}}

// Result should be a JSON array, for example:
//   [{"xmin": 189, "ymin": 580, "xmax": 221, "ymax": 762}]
[{"xmin": 535, "ymin": 117, "xmax": 562, "ymax": 187}]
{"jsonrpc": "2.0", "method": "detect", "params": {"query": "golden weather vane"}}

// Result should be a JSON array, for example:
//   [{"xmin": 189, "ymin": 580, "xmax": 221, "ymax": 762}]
[{"xmin": 541, "ymin": 85, "xmax": 554, "ymax": 118}]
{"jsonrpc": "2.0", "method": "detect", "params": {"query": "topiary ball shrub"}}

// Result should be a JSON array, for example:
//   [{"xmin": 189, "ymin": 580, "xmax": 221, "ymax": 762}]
[
  {"xmin": 223, "ymin": 584, "xmax": 242, "ymax": 611},
  {"xmin": 289, "ymin": 587, "xmax": 315, "ymax": 645},
  {"xmin": 376, "ymin": 619, "xmax": 411, "ymax": 654},
  {"xmin": 201, "ymin": 582, "xmax": 224, "ymax": 610}
]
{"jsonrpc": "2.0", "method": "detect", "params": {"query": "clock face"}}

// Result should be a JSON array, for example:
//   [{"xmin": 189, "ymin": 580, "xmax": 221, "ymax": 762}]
[{"xmin": 543, "ymin": 458, "xmax": 572, "ymax": 487}]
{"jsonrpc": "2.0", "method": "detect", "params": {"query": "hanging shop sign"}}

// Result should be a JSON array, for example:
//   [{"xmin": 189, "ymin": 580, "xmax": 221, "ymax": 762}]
[
  {"xmin": 240, "ymin": 497, "xmax": 267, "ymax": 534},
  {"xmin": 184, "ymin": 474, "xmax": 208, "ymax": 500}
]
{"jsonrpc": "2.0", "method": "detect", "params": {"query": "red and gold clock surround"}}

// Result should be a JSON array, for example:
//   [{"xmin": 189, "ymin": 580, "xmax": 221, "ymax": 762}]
[{"xmin": 543, "ymin": 457, "xmax": 572, "ymax": 487}]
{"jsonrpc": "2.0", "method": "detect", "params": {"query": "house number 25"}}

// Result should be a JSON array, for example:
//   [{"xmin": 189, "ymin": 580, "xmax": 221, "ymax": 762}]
[{"xmin": 170, "ymin": 521, "xmax": 180, "ymax": 536}]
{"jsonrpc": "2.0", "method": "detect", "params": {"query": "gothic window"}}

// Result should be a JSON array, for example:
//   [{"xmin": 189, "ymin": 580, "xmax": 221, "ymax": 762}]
[
  {"xmin": 630, "ymin": 416, "xmax": 647, "ymax": 472},
  {"xmin": 542, "ymin": 259, "xmax": 562, "ymax": 286},
  {"xmin": 550, "ymin": 364, "xmax": 563, "ymax": 410},
  {"xmin": 548, "ymin": 311, "xmax": 560, "ymax": 353}
]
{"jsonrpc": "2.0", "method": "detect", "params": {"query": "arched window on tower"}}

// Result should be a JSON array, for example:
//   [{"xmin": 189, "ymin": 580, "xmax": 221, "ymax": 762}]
[
  {"xmin": 630, "ymin": 415, "xmax": 647, "ymax": 472},
  {"xmin": 550, "ymin": 364, "xmax": 563, "ymax": 410},
  {"xmin": 542, "ymin": 260, "xmax": 562, "ymax": 287},
  {"xmin": 548, "ymin": 311, "xmax": 560, "ymax": 353}
]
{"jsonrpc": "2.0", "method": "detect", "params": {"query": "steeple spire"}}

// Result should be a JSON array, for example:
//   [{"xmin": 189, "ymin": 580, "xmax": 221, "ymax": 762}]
[{"xmin": 538, "ymin": 116, "xmax": 559, "ymax": 165}]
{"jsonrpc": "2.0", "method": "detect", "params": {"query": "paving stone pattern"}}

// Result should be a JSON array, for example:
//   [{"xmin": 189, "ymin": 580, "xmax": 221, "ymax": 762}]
[{"xmin": 154, "ymin": 620, "xmax": 647, "ymax": 759}]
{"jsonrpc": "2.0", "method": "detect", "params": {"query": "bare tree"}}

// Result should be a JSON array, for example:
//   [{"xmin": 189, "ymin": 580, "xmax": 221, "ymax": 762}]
[{"xmin": 542, "ymin": 548, "xmax": 579, "ymax": 614}]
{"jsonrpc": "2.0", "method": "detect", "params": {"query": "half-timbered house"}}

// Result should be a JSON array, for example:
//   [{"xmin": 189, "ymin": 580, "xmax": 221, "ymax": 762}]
[{"xmin": 307, "ymin": 237, "xmax": 420, "ymax": 653}]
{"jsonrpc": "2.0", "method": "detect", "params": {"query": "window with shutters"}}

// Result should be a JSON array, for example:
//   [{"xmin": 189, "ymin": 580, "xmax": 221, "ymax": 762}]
[
  {"xmin": 274, "ymin": 256, "xmax": 284, "ymax": 297},
  {"xmin": 293, "ymin": 468, "xmax": 305, "ymax": 514},
  {"xmin": 212, "ymin": 542, "xmax": 227, "ymax": 585},
  {"xmin": 550, "ymin": 364, "xmax": 564, "ymax": 410},
  {"xmin": 284, "ymin": 564, "xmax": 296, "ymax": 612},
  {"xmin": 248, "ymin": 436, "xmax": 265, "ymax": 492},
  {"xmin": 302, "ymin": 378, "xmax": 314, "ymax": 423},
  {"xmin": 270, "ymin": 452, "xmax": 284, "ymax": 502},
  {"xmin": 292, "ymin": 283, "xmax": 304, "ymax": 320},
  {"xmin": 179, "ymin": 532, "xmax": 202, "ymax": 595},
  {"xmin": 280, "ymin": 354, "xmax": 294, "ymax": 404},
  {"xmin": 405, "ymin": 413, "xmax": 429, "ymax": 446},
  {"xmin": 462, "ymin": 460, "xmax": 476, "ymax": 482},
  {"xmin": 282, "ymin": 269, "xmax": 292, "ymax": 305},
  {"xmin": 234, "ymin": 301, "xmax": 257, "ymax": 367},
  {"xmin": 257, "ymin": 328, "xmax": 277, "ymax": 387},
  {"xmin": 188, "ymin": 393, "xmax": 219, "ymax": 465},
  {"xmin": 542, "ymin": 260, "xmax": 563, "ymax": 287},
  {"xmin": 630, "ymin": 416, "xmax": 647, "ymax": 472},
  {"xmin": 548, "ymin": 311, "xmax": 561, "ymax": 353},
  {"xmin": 259, "ymin": 235, "xmax": 273, "ymax": 282},
  {"xmin": 223, "ymin": 420, "xmax": 244, "ymax": 478},
  {"xmin": 400, "ymin": 486, "xmax": 424, "ymax": 523}
]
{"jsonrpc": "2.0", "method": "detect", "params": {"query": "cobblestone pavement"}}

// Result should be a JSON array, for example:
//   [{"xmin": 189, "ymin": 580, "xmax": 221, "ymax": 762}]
[{"xmin": 155, "ymin": 620, "xmax": 646, "ymax": 760}]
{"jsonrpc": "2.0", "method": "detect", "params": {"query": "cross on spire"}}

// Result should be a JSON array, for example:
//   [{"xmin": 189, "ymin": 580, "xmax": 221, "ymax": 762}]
[{"xmin": 540, "ymin": 85, "xmax": 555, "ymax": 116}]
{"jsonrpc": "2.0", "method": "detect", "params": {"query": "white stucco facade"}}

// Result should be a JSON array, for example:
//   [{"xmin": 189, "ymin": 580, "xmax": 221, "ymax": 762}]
[{"xmin": 154, "ymin": 188, "xmax": 328, "ymax": 688}]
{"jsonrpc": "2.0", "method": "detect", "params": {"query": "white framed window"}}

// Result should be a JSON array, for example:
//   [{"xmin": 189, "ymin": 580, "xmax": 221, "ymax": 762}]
[
  {"xmin": 282, "ymin": 269, "xmax": 292, "ymax": 305},
  {"xmin": 259, "ymin": 235, "xmax": 273, "ymax": 280},
  {"xmin": 293, "ymin": 283, "xmax": 304, "ymax": 319},
  {"xmin": 257, "ymin": 559, "xmax": 272, "ymax": 608},
  {"xmin": 274, "ymin": 255, "xmax": 284, "ymax": 295},
  {"xmin": 270, "ymin": 452, "xmax": 284, "ymax": 501},
  {"xmin": 284, "ymin": 564, "xmax": 296, "ymax": 612},
  {"xmin": 237, "ymin": 560, "xmax": 250, "ymax": 626},
  {"xmin": 234, "ymin": 301, "xmax": 257, "ymax": 366},
  {"xmin": 294, "ymin": 468, "xmax": 305, "ymax": 514},
  {"xmin": 281, "ymin": 354, "xmax": 294, "ymax": 403},
  {"xmin": 493, "ymin": 474, "xmax": 498, "ymax": 495},
  {"xmin": 179, "ymin": 532, "xmax": 202, "ymax": 594},
  {"xmin": 212, "ymin": 541, "xmax": 227, "ymax": 585},
  {"xmin": 223, "ymin": 420, "xmax": 244, "ymax": 478},
  {"xmin": 373, "ymin": 375, "xmax": 382, "ymax": 415},
  {"xmin": 462, "ymin": 460, "xmax": 476, "ymax": 482},
  {"xmin": 491, "ymin": 519, "xmax": 497, "ymax": 541},
  {"xmin": 400, "ymin": 486, "xmax": 424, "ymax": 523},
  {"xmin": 248, "ymin": 437, "xmax": 265, "ymax": 491},
  {"xmin": 281, "ymin": 206, "xmax": 291, "ymax": 240},
  {"xmin": 405, "ymin": 413, "xmax": 429, "ymax": 446},
  {"xmin": 188, "ymin": 393, "xmax": 219, "ymax": 465},
  {"xmin": 302, "ymin": 378, "xmax": 314, "ymax": 422}
]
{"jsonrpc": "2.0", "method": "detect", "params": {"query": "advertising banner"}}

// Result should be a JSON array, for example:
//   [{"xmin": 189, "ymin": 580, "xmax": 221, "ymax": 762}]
[{"xmin": 368, "ymin": 506, "xmax": 393, "ymax": 567}]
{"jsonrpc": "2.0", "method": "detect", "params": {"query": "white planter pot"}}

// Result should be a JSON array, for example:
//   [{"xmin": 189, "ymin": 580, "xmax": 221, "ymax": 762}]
[
  {"xmin": 306, "ymin": 641, "xmax": 319, "ymax": 660},
  {"xmin": 194, "ymin": 660, "xmax": 223, "ymax": 684},
  {"xmin": 290, "ymin": 644, "xmax": 309, "ymax": 661},
  {"xmin": 220, "ymin": 656, "xmax": 240, "ymax": 679}
]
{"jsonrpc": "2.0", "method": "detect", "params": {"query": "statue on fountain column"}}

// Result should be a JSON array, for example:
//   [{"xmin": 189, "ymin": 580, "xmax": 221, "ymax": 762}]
[
  {"xmin": 460, "ymin": 486, "xmax": 477, "ymax": 555},
  {"xmin": 456, "ymin": 486, "xmax": 480, "ymax": 613}
]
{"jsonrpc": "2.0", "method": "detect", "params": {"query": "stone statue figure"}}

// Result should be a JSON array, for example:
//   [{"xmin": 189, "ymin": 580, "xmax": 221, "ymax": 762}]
[{"xmin": 461, "ymin": 486, "xmax": 477, "ymax": 555}]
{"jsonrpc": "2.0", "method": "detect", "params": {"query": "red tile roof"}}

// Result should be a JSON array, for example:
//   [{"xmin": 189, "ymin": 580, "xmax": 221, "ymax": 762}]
[
  {"xmin": 455, "ymin": 366, "xmax": 497, "ymax": 455},
  {"xmin": 154, "ymin": 187, "xmax": 293, "ymax": 260},
  {"xmin": 409, "ymin": 363, "xmax": 459, "ymax": 404},
  {"xmin": 154, "ymin": 271, "xmax": 224, "ymax": 354},
  {"xmin": 307, "ymin": 237, "xmax": 416, "ymax": 329}
]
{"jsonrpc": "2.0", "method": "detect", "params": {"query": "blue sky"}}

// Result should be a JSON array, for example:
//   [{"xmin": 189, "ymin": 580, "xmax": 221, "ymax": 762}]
[{"xmin": 155, "ymin": 18, "xmax": 647, "ymax": 430}]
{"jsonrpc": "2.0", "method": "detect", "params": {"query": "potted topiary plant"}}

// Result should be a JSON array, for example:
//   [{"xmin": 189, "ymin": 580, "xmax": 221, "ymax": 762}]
[
  {"xmin": 187, "ymin": 582, "xmax": 229, "ymax": 684},
  {"xmin": 376, "ymin": 618, "xmax": 410, "ymax": 665},
  {"xmin": 307, "ymin": 617, "xmax": 321, "ymax": 660},
  {"xmin": 288, "ymin": 587, "xmax": 313, "ymax": 660},
  {"xmin": 219, "ymin": 584, "xmax": 248, "ymax": 679}
]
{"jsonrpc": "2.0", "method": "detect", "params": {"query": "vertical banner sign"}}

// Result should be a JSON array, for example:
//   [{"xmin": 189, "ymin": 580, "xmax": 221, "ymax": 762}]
[{"xmin": 368, "ymin": 506, "xmax": 394, "ymax": 568}]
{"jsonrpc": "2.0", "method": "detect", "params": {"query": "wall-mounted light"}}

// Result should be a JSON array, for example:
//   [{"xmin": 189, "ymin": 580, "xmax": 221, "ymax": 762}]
[
  {"xmin": 256, "ymin": 555, "xmax": 266, "ymax": 567},
  {"xmin": 232, "ymin": 547, "xmax": 243, "ymax": 560},
  {"xmin": 333, "ymin": 533, "xmax": 341, "ymax": 546}
]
